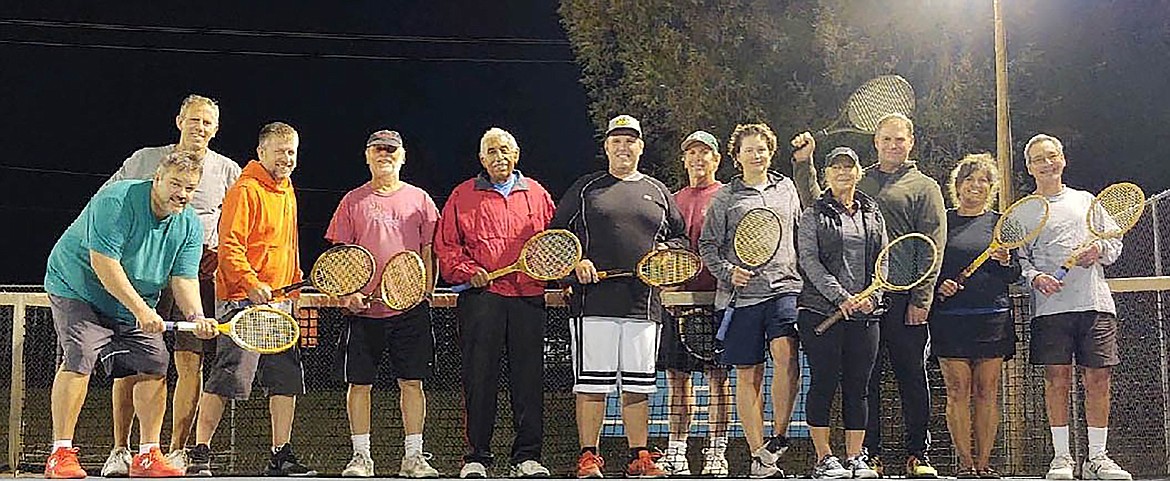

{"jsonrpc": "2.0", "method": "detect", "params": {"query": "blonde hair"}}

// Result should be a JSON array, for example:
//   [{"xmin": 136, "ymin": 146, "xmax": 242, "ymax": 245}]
[
  {"xmin": 258, "ymin": 122, "xmax": 298, "ymax": 145},
  {"xmin": 178, "ymin": 94, "xmax": 219, "ymax": 120},
  {"xmin": 727, "ymin": 123, "xmax": 778, "ymax": 160},
  {"xmin": 876, "ymin": 112, "xmax": 914, "ymax": 136},
  {"xmin": 948, "ymin": 153, "xmax": 998, "ymax": 209}
]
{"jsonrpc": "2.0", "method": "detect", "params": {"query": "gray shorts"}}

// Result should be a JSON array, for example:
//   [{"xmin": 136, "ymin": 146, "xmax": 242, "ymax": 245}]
[
  {"xmin": 50, "ymin": 295, "xmax": 168, "ymax": 377},
  {"xmin": 203, "ymin": 299, "xmax": 306, "ymax": 399},
  {"xmin": 1029, "ymin": 311, "xmax": 1120, "ymax": 368}
]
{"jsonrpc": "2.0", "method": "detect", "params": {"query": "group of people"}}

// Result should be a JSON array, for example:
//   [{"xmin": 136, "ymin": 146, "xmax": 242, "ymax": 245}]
[{"xmin": 39, "ymin": 93, "xmax": 1132, "ymax": 481}]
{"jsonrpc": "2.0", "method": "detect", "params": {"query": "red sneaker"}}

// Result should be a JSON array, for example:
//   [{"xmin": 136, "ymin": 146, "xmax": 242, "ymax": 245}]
[
  {"xmin": 577, "ymin": 450, "xmax": 605, "ymax": 478},
  {"xmin": 626, "ymin": 449, "xmax": 666, "ymax": 478},
  {"xmin": 45, "ymin": 447, "xmax": 87, "ymax": 479},
  {"xmin": 130, "ymin": 447, "xmax": 184, "ymax": 477}
]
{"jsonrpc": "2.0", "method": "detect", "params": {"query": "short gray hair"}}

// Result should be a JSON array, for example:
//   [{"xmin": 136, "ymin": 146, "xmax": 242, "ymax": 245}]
[
  {"xmin": 480, "ymin": 127, "xmax": 519, "ymax": 155},
  {"xmin": 1024, "ymin": 133, "xmax": 1064, "ymax": 159},
  {"xmin": 178, "ymin": 94, "xmax": 219, "ymax": 120},
  {"xmin": 156, "ymin": 150, "xmax": 204, "ymax": 176}
]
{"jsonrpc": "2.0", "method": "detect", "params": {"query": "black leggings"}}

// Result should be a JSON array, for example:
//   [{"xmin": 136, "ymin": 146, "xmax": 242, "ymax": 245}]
[{"xmin": 798, "ymin": 309, "xmax": 880, "ymax": 430}]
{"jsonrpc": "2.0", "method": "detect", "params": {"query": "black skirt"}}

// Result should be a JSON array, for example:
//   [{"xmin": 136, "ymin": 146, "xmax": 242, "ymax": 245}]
[{"xmin": 929, "ymin": 311, "xmax": 1016, "ymax": 360}]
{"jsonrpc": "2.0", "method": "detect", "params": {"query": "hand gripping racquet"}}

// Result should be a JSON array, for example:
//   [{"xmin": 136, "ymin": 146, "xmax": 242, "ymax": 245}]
[
  {"xmin": 451, "ymin": 229, "xmax": 581, "ymax": 292},
  {"xmin": 714, "ymin": 207, "xmax": 783, "ymax": 341},
  {"xmin": 1053, "ymin": 182, "xmax": 1145, "ymax": 281},
  {"xmin": 815, "ymin": 232, "xmax": 941, "ymax": 335}
]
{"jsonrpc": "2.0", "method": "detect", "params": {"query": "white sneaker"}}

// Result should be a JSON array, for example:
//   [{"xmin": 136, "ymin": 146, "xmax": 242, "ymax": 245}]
[
  {"xmin": 1082, "ymin": 453, "xmax": 1132, "ymax": 480},
  {"xmin": 101, "ymin": 447, "xmax": 133, "ymax": 477},
  {"xmin": 399, "ymin": 452, "xmax": 440, "ymax": 478},
  {"xmin": 342, "ymin": 451, "xmax": 375, "ymax": 477},
  {"xmin": 510, "ymin": 460, "xmax": 550, "ymax": 478},
  {"xmin": 1046, "ymin": 454, "xmax": 1075, "ymax": 480},
  {"xmin": 701, "ymin": 446, "xmax": 729, "ymax": 477},
  {"xmin": 165, "ymin": 449, "xmax": 189, "ymax": 472},
  {"xmin": 847, "ymin": 456, "xmax": 879, "ymax": 479},
  {"xmin": 460, "ymin": 461, "xmax": 487, "ymax": 478},
  {"xmin": 814, "ymin": 455, "xmax": 851, "ymax": 479},
  {"xmin": 658, "ymin": 447, "xmax": 690, "ymax": 476},
  {"xmin": 750, "ymin": 456, "xmax": 784, "ymax": 479}
]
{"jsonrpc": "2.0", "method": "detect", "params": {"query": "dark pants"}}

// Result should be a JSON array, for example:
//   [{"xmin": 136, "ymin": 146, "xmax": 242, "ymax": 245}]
[
  {"xmin": 799, "ymin": 310, "xmax": 880, "ymax": 430},
  {"xmin": 458, "ymin": 291, "xmax": 545, "ymax": 466},
  {"xmin": 865, "ymin": 293, "xmax": 932, "ymax": 457}
]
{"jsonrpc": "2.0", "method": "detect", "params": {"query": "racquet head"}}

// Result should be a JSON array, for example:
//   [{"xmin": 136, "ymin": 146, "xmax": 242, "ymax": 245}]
[
  {"xmin": 379, "ymin": 250, "xmax": 428, "ymax": 311},
  {"xmin": 309, "ymin": 244, "xmax": 376, "ymax": 296},
  {"xmin": 733, "ymin": 208, "xmax": 782, "ymax": 268},
  {"xmin": 995, "ymin": 194, "xmax": 1050, "ymax": 248},
  {"xmin": 635, "ymin": 248, "xmax": 703, "ymax": 287},
  {"xmin": 843, "ymin": 75, "xmax": 916, "ymax": 134},
  {"xmin": 876, "ymin": 232, "xmax": 940, "ymax": 292},
  {"xmin": 519, "ymin": 229, "xmax": 582, "ymax": 280},
  {"xmin": 225, "ymin": 306, "xmax": 300, "ymax": 354},
  {"xmin": 678, "ymin": 309, "xmax": 719, "ymax": 363},
  {"xmin": 1088, "ymin": 182, "xmax": 1145, "ymax": 239}
]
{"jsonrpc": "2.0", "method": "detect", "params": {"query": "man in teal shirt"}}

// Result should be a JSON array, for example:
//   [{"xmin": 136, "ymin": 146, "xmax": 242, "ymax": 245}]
[{"xmin": 42, "ymin": 151, "xmax": 217, "ymax": 479}]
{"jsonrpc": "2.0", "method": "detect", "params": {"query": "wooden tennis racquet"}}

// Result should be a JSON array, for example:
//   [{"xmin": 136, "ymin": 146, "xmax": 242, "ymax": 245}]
[
  {"xmin": 944, "ymin": 194, "xmax": 1049, "ymax": 294},
  {"xmin": 809, "ymin": 75, "xmax": 916, "ymax": 140},
  {"xmin": 596, "ymin": 248, "xmax": 703, "ymax": 287},
  {"xmin": 451, "ymin": 229, "xmax": 581, "ymax": 292},
  {"xmin": 815, "ymin": 232, "xmax": 941, "ymax": 335},
  {"xmin": 1053, "ymin": 182, "xmax": 1145, "ymax": 281},
  {"xmin": 378, "ymin": 250, "xmax": 429, "ymax": 311},
  {"xmin": 714, "ymin": 207, "xmax": 783, "ymax": 341},
  {"xmin": 167, "ymin": 305, "xmax": 300, "ymax": 354},
  {"xmin": 274, "ymin": 244, "xmax": 375, "ymax": 297}
]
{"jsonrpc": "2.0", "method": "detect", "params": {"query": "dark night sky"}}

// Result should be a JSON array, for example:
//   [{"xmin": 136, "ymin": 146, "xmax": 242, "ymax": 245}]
[
  {"xmin": 2, "ymin": 1, "xmax": 1168, "ymax": 284},
  {"xmin": 0, "ymin": 1, "xmax": 598, "ymax": 283}
]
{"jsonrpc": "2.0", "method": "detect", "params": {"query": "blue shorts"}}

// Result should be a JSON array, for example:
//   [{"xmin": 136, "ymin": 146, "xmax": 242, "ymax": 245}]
[{"xmin": 719, "ymin": 294, "xmax": 799, "ymax": 366}]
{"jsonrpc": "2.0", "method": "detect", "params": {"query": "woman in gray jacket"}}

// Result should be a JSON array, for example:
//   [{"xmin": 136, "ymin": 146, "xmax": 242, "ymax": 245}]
[{"xmin": 796, "ymin": 147, "xmax": 887, "ymax": 479}]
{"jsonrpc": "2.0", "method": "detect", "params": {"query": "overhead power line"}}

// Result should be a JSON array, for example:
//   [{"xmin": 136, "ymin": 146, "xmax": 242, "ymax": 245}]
[{"xmin": 0, "ymin": 18, "xmax": 571, "ymax": 46}]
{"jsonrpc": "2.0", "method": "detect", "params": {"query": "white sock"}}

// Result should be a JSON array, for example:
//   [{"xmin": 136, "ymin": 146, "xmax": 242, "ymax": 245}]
[
  {"xmin": 352, "ymin": 433, "xmax": 371, "ymax": 456},
  {"xmin": 52, "ymin": 440, "xmax": 72, "ymax": 451},
  {"xmin": 1088, "ymin": 427, "xmax": 1108, "ymax": 458},
  {"xmin": 1051, "ymin": 426, "xmax": 1071, "ymax": 458},
  {"xmin": 139, "ymin": 443, "xmax": 160, "ymax": 455},
  {"xmin": 708, "ymin": 436, "xmax": 728, "ymax": 453},
  {"xmin": 404, "ymin": 434, "xmax": 423, "ymax": 457},
  {"xmin": 668, "ymin": 439, "xmax": 687, "ymax": 456},
  {"xmin": 272, "ymin": 444, "xmax": 285, "ymax": 454}
]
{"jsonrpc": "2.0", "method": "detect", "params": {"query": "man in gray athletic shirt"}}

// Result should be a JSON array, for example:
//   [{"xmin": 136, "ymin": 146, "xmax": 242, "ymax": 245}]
[
  {"xmin": 1018, "ymin": 133, "xmax": 1131, "ymax": 481},
  {"xmin": 98, "ymin": 94, "xmax": 241, "ymax": 475}
]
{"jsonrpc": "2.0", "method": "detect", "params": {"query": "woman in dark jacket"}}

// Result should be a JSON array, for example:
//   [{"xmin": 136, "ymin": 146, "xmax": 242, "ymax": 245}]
[
  {"xmin": 932, "ymin": 154, "xmax": 1020, "ymax": 478},
  {"xmin": 796, "ymin": 147, "xmax": 886, "ymax": 479}
]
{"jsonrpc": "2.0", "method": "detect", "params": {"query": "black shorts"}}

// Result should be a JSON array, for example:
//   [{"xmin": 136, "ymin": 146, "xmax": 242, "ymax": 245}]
[
  {"xmin": 1029, "ymin": 311, "xmax": 1119, "ymax": 368},
  {"xmin": 930, "ymin": 311, "xmax": 1016, "ymax": 360},
  {"xmin": 335, "ymin": 304, "xmax": 435, "ymax": 384}
]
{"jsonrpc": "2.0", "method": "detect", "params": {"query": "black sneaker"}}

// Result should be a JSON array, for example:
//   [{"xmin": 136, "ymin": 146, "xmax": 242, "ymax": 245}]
[
  {"xmin": 187, "ymin": 444, "xmax": 213, "ymax": 477},
  {"xmin": 265, "ymin": 444, "xmax": 318, "ymax": 477}
]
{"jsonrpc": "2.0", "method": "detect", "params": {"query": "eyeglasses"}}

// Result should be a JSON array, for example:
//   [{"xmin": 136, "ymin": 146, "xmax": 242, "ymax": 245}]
[{"xmin": 1027, "ymin": 152, "xmax": 1062, "ymax": 165}]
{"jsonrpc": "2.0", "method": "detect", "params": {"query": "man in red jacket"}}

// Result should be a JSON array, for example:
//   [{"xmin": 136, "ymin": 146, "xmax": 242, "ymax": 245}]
[{"xmin": 434, "ymin": 127, "xmax": 556, "ymax": 479}]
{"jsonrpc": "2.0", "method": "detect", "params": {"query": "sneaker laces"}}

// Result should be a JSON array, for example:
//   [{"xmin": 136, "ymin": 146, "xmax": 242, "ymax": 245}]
[{"xmin": 1090, "ymin": 453, "xmax": 1123, "ymax": 471}]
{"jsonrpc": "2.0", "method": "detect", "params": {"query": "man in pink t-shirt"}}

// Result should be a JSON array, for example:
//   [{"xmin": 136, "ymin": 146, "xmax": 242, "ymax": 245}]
[
  {"xmin": 657, "ymin": 130, "xmax": 733, "ymax": 477},
  {"xmin": 325, "ymin": 130, "xmax": 441, "ymax": 478}
]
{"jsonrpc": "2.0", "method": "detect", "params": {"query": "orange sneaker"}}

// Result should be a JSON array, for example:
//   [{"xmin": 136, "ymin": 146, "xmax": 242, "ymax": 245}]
[
  {"xmin": 130, "ymin": 446, "xmax": 184, "ymax": 477},
  {"xmin": 45, "ymin": 447, "xmax": 87, "ymax": 479},
  {"xmin": 625, "ymin": 449, "xmax": 666, "ymax": 478},
  {"xmin": 576, "ymin": 450, "xmax": 605, "ymax": 478}
]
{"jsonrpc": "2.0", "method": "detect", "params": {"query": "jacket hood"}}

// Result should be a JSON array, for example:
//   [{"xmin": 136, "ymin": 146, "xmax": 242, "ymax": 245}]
[{"xmin": 241, "ymin": 160, "xmax": 292, "ymax": 193}]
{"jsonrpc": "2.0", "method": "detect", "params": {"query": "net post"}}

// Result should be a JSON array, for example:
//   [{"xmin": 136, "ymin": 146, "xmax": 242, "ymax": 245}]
[
  {"xmin": 8, "ymin": 295, "xmax": 27, "ymax": 473},
  {"xmin": 1153, "ymin": 199, "xmax": 1170, "ymax": 475}
]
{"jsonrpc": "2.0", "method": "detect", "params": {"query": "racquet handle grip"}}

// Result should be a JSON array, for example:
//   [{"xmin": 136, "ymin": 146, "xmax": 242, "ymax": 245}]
[
  {"xmin": 814, "ymin": 310, "xmax": 846, "ymax": 336},
  {"xmin": 451, "ymin": 283, "xmax": 473, "ymax": 293},
  {"xmin": 165, "ymin": 321, "xmax": 196, "ymax": 331},
  {"xmin": 1053, "ymin": 266, "xmax": 1070, "ymax": 281}
]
